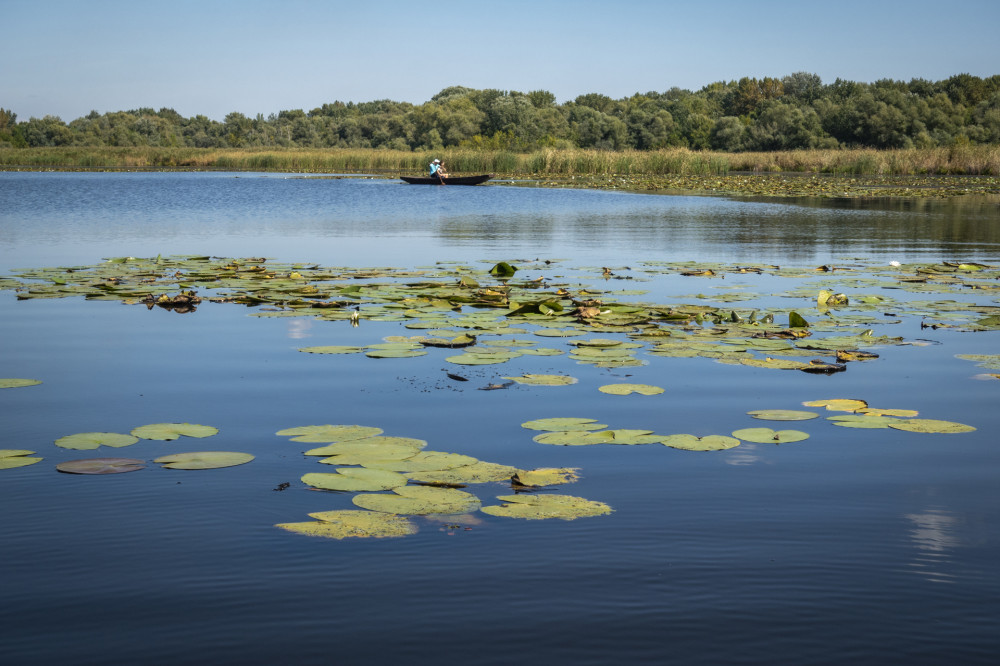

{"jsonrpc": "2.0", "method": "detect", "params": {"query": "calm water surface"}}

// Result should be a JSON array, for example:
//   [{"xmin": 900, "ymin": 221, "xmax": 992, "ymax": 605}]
[{"xmin": 1, "ymin": 172, "xmax": 999, "ymax": 664}]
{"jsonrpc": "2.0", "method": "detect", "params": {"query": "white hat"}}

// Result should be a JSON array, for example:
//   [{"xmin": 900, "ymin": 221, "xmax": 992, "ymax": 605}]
[{"xmin": 432, "ymin": 159, "xmax": 440, "ymax": 163}]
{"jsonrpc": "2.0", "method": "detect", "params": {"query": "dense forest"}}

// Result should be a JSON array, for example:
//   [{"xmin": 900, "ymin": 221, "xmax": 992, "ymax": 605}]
[{"xmin": 2, "ymin": 73, "xmax": 999, "ymax": 152}]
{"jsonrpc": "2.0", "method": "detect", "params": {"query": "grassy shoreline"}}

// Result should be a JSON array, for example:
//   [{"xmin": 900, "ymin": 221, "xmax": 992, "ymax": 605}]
[{"xmin": 2, "ymin": 146, "xmax": 999, "ymax": 198}]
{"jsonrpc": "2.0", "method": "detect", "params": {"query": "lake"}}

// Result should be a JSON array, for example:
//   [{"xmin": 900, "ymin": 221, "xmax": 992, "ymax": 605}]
[{"xmin": 1, "ymin": 172, "xmax": 999, "ymax": 664}]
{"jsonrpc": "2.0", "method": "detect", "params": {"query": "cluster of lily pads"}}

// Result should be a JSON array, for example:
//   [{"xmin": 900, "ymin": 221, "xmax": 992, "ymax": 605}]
[
  {"xmin": 520, "ymin": 397, "xmax": 976, "ymax": 453},
  {"xmin": 273, "ymin": 423, "xmax": 612, "ymax": 539},
  {"xmin": 0, "ymin": 421, "xmax": 255, "ymax": 474}
]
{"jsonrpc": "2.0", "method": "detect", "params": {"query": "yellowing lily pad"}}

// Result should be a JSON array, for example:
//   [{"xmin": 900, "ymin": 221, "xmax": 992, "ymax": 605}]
[
  {"xmin": 277, "ymin": 511, "xmax": 417, "ymax": 539},
  {"xmin": 0, "ymin": 450, "xmax": 42, "ymax": 469},
  {"xmin": 661, "ymin": 434, "xmax": 741, "ymax": 451},
  {"xmin": 598, "ymin": 383, "xmax": 665, "ymax": 396},
  {"xmin": 54, "ymin": 432, "xmax": 139, "ymax": 450},
  {"xmin": 131, "ymin": 423, "xmax": 219, "ymax": 441},
  {"xmin": 353, "ymin": 486, "xmax": 481, "ymax": 515},
  {"xmin": 802, "ymin": 398, "xmax": 868, "ymax": 412},
  {"xmin": 888, "ymin": 419, "xmax": 976, "ymax": 434},
  {"xmin": 481, "ymin": 494, "xmax": 612, "ymax": 520},
  {"xmin": 361, "ymin": 450, "xmax": 478, "ymax": 472},
  {"xmin": 503, "ymin": 374, "xmax": 578, "ymax": 386},
  {"xmin": 276, "ymin": 424, "xmax": 383, "ymax": 443},
  {"xmin": 827, "ymin": 414, "xmax": 902, "ymax": 429},
  {"xmin": 406, "ymin": 461, "xmax": 519, "ymax": 485},
  {"xmin": 857, "ymin": 407, "xmax": 919, "ymax": 417},
  {"xmin": 747, "ymin": 409, "xmax": 819, "ymax": 421},
  {"xmin": 521, "ymin": 417, "xmax": 608, "ymax": 432},
  {"xmin": 154, "ymin": 451, "xmax": 255, "ymax": 469},
  {"xmin": 0, "ymin": 378, "xmax": 42, "ymax": 389},
  {"xmin": 301, "ymin": 468, "xmax": 409, "ymax": 492},
  {"xmin": 56, "ymin": 457, "xmax": 146, "ymax": 474},
  {"xmin": 511, "ymin": 468, "xmax": 580, "ymax": 487},
  {"xmin": 732, "ymin": 428, "xmax": 810, "ymax": 444}
]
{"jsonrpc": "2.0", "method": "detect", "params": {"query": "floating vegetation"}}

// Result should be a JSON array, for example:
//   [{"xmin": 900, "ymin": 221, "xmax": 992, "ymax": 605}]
[
  {"xmin": 276, "ymin": 511, "xmax": 418, "ymax": 540},
  {"xmin": 276, "ymin": 424, "xmax": 383, "ymax": 443},
  {"xmin": 56, "ymin": 458, "xmax": 146, "ymax": 474},
  {"xmin": 598, "ymin": 383, "xmax": 665, "ymax": 396},
  {"xmin": 747, "ymin": 410, "xmax": 820, "ymax": 421},
  {"xmin": 661, "ymin": 434, "xmax": 741, "ymax": 451},
  {"xmin": 353, "ymin": 486, "xmax": 482, "ymax": 515},
  {"xmin": 0, "ymin": 378, "xmax": 42, "ymax": 389},
  {"xmin": 0, "ymin": 450, "xmax": 42, "ymax": 469},
  {"xmin": 731, "ymin": 428, "xmax": 810, "ymax": 444},
  {"xmin": 504, "ymin": 374, "xmax": 577, "ymax": 386},
  {"xmin": 887, "ymin": 419, "xmax": 976, "ymax": 434},
  {"xmin": 131, "ymin": 423, "xmax": 219, "ymax": 441},
  {"xmin": 481, "ymin": 494, "xmax": 613, "ymax": 521},
  {"xmin": 55, "ymin": 432, "xmax": 139, "ymax": 450},
  {"xmin": 154, "ymin": 451, "xmax": 255, "ymax": 470}
]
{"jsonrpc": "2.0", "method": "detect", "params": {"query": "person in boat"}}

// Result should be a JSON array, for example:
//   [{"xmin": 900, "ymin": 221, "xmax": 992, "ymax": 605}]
[{"xmin": 429, "ymin": 158, "xmax": 448, "ymax": 180}]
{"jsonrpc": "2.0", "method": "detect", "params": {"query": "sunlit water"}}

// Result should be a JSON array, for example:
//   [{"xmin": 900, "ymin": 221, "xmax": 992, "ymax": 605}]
[{"xmin": 1, "ymin": 172, "xmax": 998, "ymax": 664}]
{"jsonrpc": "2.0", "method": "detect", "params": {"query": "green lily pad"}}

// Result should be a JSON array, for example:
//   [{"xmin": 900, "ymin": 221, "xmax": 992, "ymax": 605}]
[
  {"xmin": 827, "ymin": 414, "xmax": 902, "ymax": 429},
  {"xmin": 276, "ymin": 424, "xmax": 383, "ymax": 443},
  {"xmin": 747, "ymin": 410, "xmax": 819, "ymax": 421},
  {"xmin": 661, "ymin": 434, "xmax": 741, "ymax": 451},
  {"xmin": 353, "ymin": 486, "xmax": 482, "ymax": 515},
  {"xmin": 361, "ymin": 450, "xmax": 478, "ymax": 472},
  {"xmin": 131, "ymin": 423, "xmax": 219, "ymax": 441},
  {"xmin": 0, "ymin": 450, "xmax": 43, "ymax": 469},
  {"xmin": 277, "ymin": 511, "xmax": 417, "ymax": 539},
  {"xmin": 56, "ymin": 457, "xmax": 146, "ymax": 474},
  {"xmin": 297, "ymin": 346, "xmax": 364, "ymax": 354},
  {"xmin": 305, "ymin": 436, "xmax": 427, "ymax": 458},
  {"xmin": 365, "ymin": 348, "xmax": 428, "ymax": 359},
  {"xmin": 802, "ymin": 398, "xmax": 868, "ymax": 412},
  {"xmin": 301, "ymin": 468, "xmax": 410, "ymax": 492},
  {"xmin": 732, "ymin": 428, "xmax": 810, "ymax": 444},
  {"xmin": 598, "ymin": 383, "xmax": 665, "ymax": 396},
  {"xmin": 888, "ymin": 419, "xmax": 976, "ymax": 434},
  {"xmin": 54, "ymin": 432, "xmax": 139, "ymax": 450},
  {"xmin": 0, "ymin": 378, "xmax": 42, "ymax": 389},
  {"xmin": 740, "ymin": 358, "xmax": 811, "ymax": 370},
  {"xmin": 481, "ymin": 494, "xmax": 613, "ymax": 520},
  {"xmin": 521, "ymin": 417, "xmax": 608, "ymax": 432},
  {"xmin": 511, "ymin": 468, "xmax": 580, "ymax": 487},
  {"xmin": 406, "ymin": 461, "xmax": 519, "ymax": 484},
  {"xmin": 154, "ymin": 451, "xmax": 255, "ymax": 469},
  {"xmin": 503, "ymin": 374, "xmax": 578, "ymax": 386}
]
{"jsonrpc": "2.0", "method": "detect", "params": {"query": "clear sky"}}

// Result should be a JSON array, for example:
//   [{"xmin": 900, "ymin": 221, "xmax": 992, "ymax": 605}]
[{"xmin": 3, "ymin": 0, "xmax": 998, "ymax": 122}]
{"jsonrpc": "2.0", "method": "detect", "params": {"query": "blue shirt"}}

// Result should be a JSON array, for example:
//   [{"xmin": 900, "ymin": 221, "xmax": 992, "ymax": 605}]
[{"xmin": 429, "ymin": 163, "xmax": 440, "ymax": 176}]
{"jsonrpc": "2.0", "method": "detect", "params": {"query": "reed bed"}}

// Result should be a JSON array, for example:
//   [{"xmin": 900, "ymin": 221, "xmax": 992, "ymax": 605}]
[{"xmin": 1, "ymin": 146, "xmax": 998, "ymax": 176}]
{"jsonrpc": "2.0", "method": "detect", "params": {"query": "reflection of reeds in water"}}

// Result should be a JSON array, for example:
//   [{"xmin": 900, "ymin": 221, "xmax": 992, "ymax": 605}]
[{"xmin": 2, "ymin": 146, "xmax": 998, "ymax": 176}]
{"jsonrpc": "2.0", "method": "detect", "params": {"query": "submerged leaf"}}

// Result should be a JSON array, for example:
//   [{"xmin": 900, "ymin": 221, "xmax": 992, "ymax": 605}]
[
  {"xmin": 481, "ymin": 494, "xmax": 612, "ymax": 520},
  {"xmin": 277, "ymin": 511, "xmax": 417, "ymax": 539},
  {"xmin": 56, "ymin": 458, "xmax": 145, "ymax": 474}
]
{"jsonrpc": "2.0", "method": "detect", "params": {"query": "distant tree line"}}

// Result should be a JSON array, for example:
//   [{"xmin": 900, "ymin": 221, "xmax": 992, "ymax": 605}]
[{"xmin": 2, "ymin": 73, "xmax": 999, "ymax": 152}]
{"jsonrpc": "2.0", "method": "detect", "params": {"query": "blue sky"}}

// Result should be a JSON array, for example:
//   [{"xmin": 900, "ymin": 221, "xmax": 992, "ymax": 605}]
[{"xmin": 3, "ymin": 0, "xmax": 998, "ymax": 122}]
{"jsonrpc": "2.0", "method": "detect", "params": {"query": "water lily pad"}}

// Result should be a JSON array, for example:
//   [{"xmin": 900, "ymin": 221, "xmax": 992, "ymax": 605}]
[
  {"xmin": 154, "ymin": 451, "xmax": 255, "ymax": 469},
  {"xmin": 56, "ymin": 458, "xmax": 146, "ymax": 474},
  {"xmin": 802, "ymin": 398, "xmax": 868, "ymax": 412},
  {"xmin": 301, "ymin": 468, "xmax": 409, "ymax": 491},
  {"xmin": 747, "ymin": 410, "xmax": 819, "ymax": 421},
  {"xmin": 365, "ymin": 348, "xmax": 427, "ymax": 358},
  {"xmin": 481, "ymin": 494, "xmax": 612, "ymax": 521},
  {"xmin": 305, "ymin": 436, "xmax": 427, "ymax": 458},
  {"xmin": 512, "ymin": 468, "xmax": 580, "ymax": 487},
  {"xmin": 277, "ymin": 511, "xmax": 417, "ymax": 539},
  {"xmin": 276, "ymin": 424, "xmax": 383, "ymax": 443},
  {"xmin": 0, "ymin": 378, "xmax": 42, "ymax": 389},
  {"xmin": 857, "ymin": 407, "xmax": 919, "ymax": 417},
  {"xmin": 406, "ymin": 461, "xmax": 519, "ymax": 484},
  {"xmin": 521, "ymin": 417, "xmax": 608, "ymax": 432},
  {"xmin": 827, "ymin": 414, "xmax": 902, "ymax": 429},
  {"xmin": 361, "ymin": 451, "xmax": 477, "ymax": 472},
  {"xmin": 888, "ymin": 419, "xmax": 976, "ymax": 434},
  {"xmin": 297, "ymin": 346, "xmax": 364, "ymax": 354},
  {"xmin": 661, "ymin": 434, "xmax": 741, "ymax": 451},
  {"xmin": 353, "ymin": 486, "xmax": 481, "ymax": 515},
  {"xmin": 131, "ymin": 423, "xmax": 219, "ymax": 440},
  {"xmin": 740, "ymin": 358, "xmax": 811, "ymax": 370},
  {"xmin": 732, "ymin": 428, "xmax": 810, "ymax": 444},
  {"xmin": 598, "ymin": 383, "xmax": 665, "ymax": 396},
  {"xmin": 54, "ymin": 432, "xmax": 139, "ymax": 450},
  {"xmin": 0, "ymin": 450, "xmax": 42, "ymax": 469},
  {"xmin": 503, "ymin": 374, "xmax": 577, "ymax": 386}
]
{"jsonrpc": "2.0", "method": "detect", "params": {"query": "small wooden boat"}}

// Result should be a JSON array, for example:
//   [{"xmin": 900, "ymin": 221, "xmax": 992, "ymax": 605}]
[{"xmin": 400, "ymin": 174, "xmax": 492, "ymax": 186}]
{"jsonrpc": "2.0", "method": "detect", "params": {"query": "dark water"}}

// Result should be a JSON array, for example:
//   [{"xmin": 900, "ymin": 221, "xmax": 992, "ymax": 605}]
[{"xmin": 1, "ymin": 172, "xmax": 999, "ymax": 664}]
